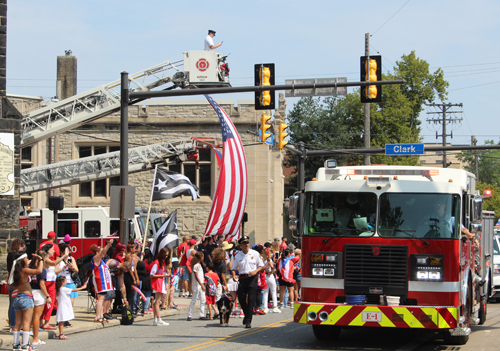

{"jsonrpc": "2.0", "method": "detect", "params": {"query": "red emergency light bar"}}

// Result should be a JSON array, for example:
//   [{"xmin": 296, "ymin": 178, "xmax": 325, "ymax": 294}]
[{"xmin": 328, "ymin": 169, "xmax": 440, "ymax": 176}]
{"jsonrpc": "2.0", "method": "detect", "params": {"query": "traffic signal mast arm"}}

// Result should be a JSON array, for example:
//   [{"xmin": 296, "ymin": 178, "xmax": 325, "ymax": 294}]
[{"xmin": 129, "ymin": 80, "xmax": 404, "ymax": 99}]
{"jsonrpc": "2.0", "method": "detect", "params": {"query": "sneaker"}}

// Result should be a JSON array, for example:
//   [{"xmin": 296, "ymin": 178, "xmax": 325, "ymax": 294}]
[
  {"xmin": 231, "ymin": 311, "xmax": 237, "ymax": 318},
  {"xmin": 263, "ymin": 308, "xmax": 269, "ymax": 314},
  {"xmin": 20, "ymin": 345, "xmax": 36, "ymax": 351},
  {"xmin": 157, "ymin": 320, "xmax": 169, "ymax": 326},
  {"xmin": 178, "ymin": 293, "xmax": 183, "ymax": 298},
  {"xmin": 290, "ymin": 303, "xmax": 294, "ymax": 309},
  {"xmin": 187, "ymin": 317, "xmax": 192, "ymax": 321},
  {"xmin": 239, "ymin": 311, "xmax": 245, "ymax": 318},
  {"xmin": 188, "ymin": 294, "xmax": 193, "ymax": 298},
  {"xmin": 12, "ymin": 344, "xmax": 21, "ymax": 351},
  {"xmin": 148, "ymin": 308, "xmax": 153, "ymax": 312},
  {"xmin": 272, "ymin": 307, "xmax": 282, "ymax": 313}
]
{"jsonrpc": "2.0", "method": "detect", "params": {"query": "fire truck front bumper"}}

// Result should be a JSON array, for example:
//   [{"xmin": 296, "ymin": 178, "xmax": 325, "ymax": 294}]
[{"xmin": 294, "ymin": 302, "xmax": 458, "ymax": 329}]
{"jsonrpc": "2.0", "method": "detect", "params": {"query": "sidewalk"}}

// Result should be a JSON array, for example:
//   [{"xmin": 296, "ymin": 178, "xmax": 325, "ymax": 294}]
[{"xmin": 0, "ymin": 292, "xmax": 192, "ymax": 347}]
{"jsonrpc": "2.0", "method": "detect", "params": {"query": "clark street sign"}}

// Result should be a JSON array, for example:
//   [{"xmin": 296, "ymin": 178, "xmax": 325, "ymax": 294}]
[{"xmin": 385, "ymin": 143, "xmax": 424, "ymax": 156}]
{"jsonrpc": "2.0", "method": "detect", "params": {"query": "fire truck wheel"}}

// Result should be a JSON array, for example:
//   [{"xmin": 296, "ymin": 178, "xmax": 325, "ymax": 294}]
[
  {"xmin": 478, "ymin": 300, "xmax": 487, "ymax": 325},
  {"xmin": 312, "ymin": 325, "xmax": 341, "ymax": 341}
]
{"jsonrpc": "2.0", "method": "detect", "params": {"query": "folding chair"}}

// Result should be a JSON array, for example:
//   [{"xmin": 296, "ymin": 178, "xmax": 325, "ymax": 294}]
[{"xmin": 87, "ymin": 292, "xmax": 96, "ymax": 313}]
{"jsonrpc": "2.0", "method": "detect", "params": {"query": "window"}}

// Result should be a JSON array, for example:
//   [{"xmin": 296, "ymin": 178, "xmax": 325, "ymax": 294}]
[
  {"xmin": 167, "ymin": 147, "xmax": 213, "ymax": 197},
  {"xmin": 85, "ymin": 221, "xmax": 101, "ymax": 238},
  {"xmin": 78, "ymin": 144, "xmax": 120, "ymax": 198},
  {"xmin": 21, "ymin": 147, "xmax": 32, "ymax": 162},
  {"xmin": 57, "ymin": 213, "xmax": 79, "ymax": 238}
]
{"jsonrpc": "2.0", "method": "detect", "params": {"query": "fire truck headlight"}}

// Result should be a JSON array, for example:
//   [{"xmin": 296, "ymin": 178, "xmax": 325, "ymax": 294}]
[
  {"xmin": 312, "ymin": 268, "xmax": 324, "ymax": 276},
  {"xmin": 428, "ymin": 271, "xmax": 441, "ymax": 280},
  {"xmin": 417, "ymin": 271, "xmax": 429, "ymax": 280}
]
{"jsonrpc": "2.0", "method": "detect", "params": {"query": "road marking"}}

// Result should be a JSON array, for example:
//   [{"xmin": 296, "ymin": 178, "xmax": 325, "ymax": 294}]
[{"xmin": 175, "ymin": 318, "xmax": 293, "ymax": 351}]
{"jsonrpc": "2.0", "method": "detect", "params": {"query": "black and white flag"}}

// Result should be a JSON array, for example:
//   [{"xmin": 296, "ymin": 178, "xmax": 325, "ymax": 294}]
[
  {"xmin": 150, "ymin": 210, "xmax": 179, "ymax": 259},
  {"xmin": 151, "ymin": 166, "xmax": 200, "ymax": 201}
]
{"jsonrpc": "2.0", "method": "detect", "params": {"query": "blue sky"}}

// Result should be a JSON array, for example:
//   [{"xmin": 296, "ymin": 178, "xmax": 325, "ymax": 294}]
[{"xmin": 7, "ymin": 0, "xmax": 500, "ymax": 146}]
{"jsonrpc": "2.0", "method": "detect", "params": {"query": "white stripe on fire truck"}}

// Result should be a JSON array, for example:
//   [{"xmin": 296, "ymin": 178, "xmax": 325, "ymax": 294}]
[
  {"xmin": 408, "ymin": 281, "xmax": 459, "ymax": 292},
  {"xmin": 301, "ymin": 278, "xmax": 344, "ymax": 289}
]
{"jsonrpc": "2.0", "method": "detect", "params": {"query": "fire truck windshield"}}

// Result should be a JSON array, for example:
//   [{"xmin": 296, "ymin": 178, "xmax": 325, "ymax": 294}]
[
  {"xmin": 304, "ymin": 192, "xmax": 461, "ymax": 239},
  {"xmin": 304, "ymin": 192, "xmax": 377, "ymax": 237},
  {"xmin": 379, "ymin": 193, "xmax": 460, "ymax": 239}
]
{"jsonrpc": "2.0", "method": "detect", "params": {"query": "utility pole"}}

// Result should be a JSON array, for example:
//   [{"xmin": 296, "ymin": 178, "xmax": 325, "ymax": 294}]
[
  {"xmin": 363, "ymin": 33, "xmax": 371, "ymax": 165},
  {"xmin": 426, "ymin": 103, "xmax": 463, "ymax": 167},
  {"xmin": 472, "ymin": 135, "xmax": 479, "ymax": 182}
]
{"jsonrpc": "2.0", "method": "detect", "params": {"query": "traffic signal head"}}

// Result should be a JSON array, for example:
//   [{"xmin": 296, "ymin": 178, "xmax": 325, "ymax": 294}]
[
  {"xmin": 259, "ymin": 113, "xmax": 272, "ymax": 144},
  {"xmin": 360, "ymin": 55, "xmax": 382, "ymax": 103},
  {"xmin": 255, "ymin": 63, "xmax": 275, "ymax": 110},
  {"xmin": 278, "ymin": 120, "xmax": 289, "ymax": 151}
]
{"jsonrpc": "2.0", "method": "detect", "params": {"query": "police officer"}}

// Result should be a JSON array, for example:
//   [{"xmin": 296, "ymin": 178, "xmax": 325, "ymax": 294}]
[{"xmin": 231, "ymin": 236, "xmax": 264, "ymax": 328}]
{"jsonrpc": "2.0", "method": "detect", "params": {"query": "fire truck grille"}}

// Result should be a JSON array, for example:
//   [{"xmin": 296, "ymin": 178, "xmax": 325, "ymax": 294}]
[{"xmin": 344, "ymin": 244, "xmax": 408, "ymax": 295}]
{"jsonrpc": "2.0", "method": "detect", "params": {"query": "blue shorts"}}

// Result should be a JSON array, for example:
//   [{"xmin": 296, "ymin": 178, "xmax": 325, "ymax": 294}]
[
  {"xmin": 66, "ymin": 282, "xmax": 78, "ymax": 299},
  {"xmin": 180, "ymin": 266, "xmax": 191, "ymax": 282},
  {"xmin": 13, "ymin": 293, "xmax": 34, "ymax": 311}
]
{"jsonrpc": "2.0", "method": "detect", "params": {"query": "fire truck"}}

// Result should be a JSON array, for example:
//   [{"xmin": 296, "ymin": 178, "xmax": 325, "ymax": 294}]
[
  {"xmin": 290, "ymin": 163, "xmax": 495, "ymax": 345},
  {"xmin": 21, "ymin": 207, "xmax": 165, "ymax": 259}
]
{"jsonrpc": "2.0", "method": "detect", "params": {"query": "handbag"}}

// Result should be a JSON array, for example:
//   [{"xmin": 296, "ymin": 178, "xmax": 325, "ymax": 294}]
[{"xmin": 71, "ymin": 271, "xmax": 82, "ymax": 288}]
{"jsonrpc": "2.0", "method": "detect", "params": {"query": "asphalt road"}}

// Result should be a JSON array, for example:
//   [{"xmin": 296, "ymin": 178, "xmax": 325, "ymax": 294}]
[{"xmin": 3, "ymin": 302, "xmax": 499, "ymax": 351}]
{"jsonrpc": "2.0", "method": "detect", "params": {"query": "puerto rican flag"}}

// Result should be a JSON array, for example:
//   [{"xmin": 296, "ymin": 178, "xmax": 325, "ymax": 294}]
[
  {"xmin": 278, "ymin": 256, "xmax": 296, "ymax": 284},
  {"xmin": 203, "ymin": 95, "xmax": 247, "ymax": 243}
]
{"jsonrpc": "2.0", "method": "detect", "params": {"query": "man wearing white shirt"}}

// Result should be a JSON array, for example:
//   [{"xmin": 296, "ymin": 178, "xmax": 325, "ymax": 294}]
[
  {"xmin": 204, "ymin": 30, "xmax": 222, "ymax": 51},
  {"xmin": 231, "ymin": 236, "xmax": 264, "ymax": 328}
]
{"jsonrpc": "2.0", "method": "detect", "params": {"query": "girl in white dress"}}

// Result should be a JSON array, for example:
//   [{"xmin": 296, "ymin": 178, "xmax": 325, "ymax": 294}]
[{"xmin": 55, "ymin": 276, "xmax": 87, "ymax": 340}]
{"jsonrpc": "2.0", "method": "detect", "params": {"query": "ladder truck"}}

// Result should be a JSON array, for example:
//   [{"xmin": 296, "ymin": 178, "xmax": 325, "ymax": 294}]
[{"xmin": 19, "ymin": 51, "xmax": 229, "ymax": 194}]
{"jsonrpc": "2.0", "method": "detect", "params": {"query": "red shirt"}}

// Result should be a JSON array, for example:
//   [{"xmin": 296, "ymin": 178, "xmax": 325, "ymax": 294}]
[
  {"xmin": 177, "ymin": 243, "xmax": 189, "ymax": 266},
  {"xmin": 279, "ymin": 242, "xmax": 287, "ymax": 252}
]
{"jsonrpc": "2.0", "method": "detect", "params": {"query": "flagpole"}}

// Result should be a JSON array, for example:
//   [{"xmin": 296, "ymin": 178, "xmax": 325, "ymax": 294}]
[{"xmin": 142, "ymin": 164, "xmax": 158, "ymax": 257}]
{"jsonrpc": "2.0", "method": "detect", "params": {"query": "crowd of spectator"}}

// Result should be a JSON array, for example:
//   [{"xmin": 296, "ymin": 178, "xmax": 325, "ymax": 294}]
[{"xmin": 6, "ymin": 233, "xmax": 300, "ymax": 349}]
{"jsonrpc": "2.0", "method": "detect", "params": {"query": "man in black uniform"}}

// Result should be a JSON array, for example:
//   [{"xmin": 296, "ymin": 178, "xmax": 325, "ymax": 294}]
[{"xmin": 231, "ymin": 236, "xmax": 264, "ymax": 328}]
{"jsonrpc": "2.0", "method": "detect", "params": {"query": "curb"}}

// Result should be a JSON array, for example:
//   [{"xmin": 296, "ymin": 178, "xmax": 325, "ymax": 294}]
[{"xmin": 0, "ymin": 306, "xmax": 187, "ymax": 346}]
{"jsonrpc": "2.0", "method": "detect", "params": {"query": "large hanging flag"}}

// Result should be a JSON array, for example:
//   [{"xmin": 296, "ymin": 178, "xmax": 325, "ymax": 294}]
[
  {"xmin": 151, "ymin": 167, "xmax": 200, "ymax": 201},
  {"xmin": 150, "ymin": 210, "xmax": 179, "ymax": 258},
  {"xmin": 203, "ymin": 95, "xmax": 248, "ymax": 242}
]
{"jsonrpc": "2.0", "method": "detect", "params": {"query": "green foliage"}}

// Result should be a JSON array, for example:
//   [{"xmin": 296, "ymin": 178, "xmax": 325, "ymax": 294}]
[
  {"xmin": 284, "ymin": 51, "xmax": 449, "ymax": 181},
  {"xmin": 456, "ymin": 140, "xmax": 500, "ymax": 186}
]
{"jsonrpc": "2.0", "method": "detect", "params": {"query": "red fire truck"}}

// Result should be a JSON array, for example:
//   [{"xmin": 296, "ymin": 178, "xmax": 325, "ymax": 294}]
[
  {"xmin": 20, "ymin": 207, "xmax": 165, "ymax": 259},
  {"xmin": 291, "ymin": 163, "xmax": 495, "ymax": 345}
]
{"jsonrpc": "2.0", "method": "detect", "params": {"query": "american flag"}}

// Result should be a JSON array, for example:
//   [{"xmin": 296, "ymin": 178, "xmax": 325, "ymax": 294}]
[{"xmin": 203, "ymin": 95, "xmax": 247, "ymax": 242}]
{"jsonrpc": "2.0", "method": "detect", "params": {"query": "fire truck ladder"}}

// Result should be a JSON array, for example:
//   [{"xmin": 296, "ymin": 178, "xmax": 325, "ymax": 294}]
[
  {"xmin": 20, "ymin": 138, "xmax": 196, "ymax": 194},
  {"xmin": 21, "ymin": 60, "xmax": 184, "ymax": 147}
]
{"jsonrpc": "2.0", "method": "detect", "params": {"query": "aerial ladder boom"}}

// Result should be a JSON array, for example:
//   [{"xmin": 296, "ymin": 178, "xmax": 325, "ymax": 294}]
[
  {"xmin": 21, "ymin": 60, "xmax": 183, "ymax": 147},
  {"xmin": 20, "ymin": 138, "xmax": 196, "ymax": 194}
]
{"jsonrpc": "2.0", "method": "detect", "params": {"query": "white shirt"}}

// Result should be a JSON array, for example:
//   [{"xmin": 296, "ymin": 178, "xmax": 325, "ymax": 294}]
[
  {"xmin": 231, "ymin": 249, "xmax": 264, "ymax": 275},
  {"xmin": 204, "ymin": 35, "xmax": 214, "ymax": 50}
]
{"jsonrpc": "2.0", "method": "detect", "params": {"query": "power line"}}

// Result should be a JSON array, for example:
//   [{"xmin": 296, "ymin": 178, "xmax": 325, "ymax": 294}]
[{"xmin": 371, "ymin": 0, "xmax": 411, "ymax": 36}]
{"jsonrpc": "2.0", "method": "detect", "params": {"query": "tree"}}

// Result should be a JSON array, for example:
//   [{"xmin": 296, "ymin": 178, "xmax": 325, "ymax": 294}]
[
  {"xmin": 284, "ymin": 51, "xmax": 450, "ymax": 181},
  {"xmin": 457, "ymin": 140, "xmax": 500, "ymax": 187}
]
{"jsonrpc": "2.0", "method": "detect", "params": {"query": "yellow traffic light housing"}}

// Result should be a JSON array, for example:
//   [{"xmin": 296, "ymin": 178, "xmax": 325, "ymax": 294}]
[
  {"xmin": 360, "ymin": 55, "xmax": 382, "ymax": 103},
  {"xmin": 254, "ymin": 63, "xmax": 275, "ymax": 110},
  {"xmin": 278, "ymin": 120, "xmax": 289, "ymax": 151},
  {"xmin": 259, "ymin": 113, "xmax": 272, "ymax": 144}
]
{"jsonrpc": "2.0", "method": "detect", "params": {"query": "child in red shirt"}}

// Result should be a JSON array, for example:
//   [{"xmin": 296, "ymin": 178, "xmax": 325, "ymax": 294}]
[{"xmin": 204, "ymin": 262, "xmax": 220, "ymax": 320}]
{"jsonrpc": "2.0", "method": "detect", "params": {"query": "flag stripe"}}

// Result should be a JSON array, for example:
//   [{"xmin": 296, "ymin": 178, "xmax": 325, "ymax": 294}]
[
  {"xmin": 203, "ymin": 95, "xmax": 247, "ymax": 241},
  {"xmin": 152, "ymin": 168, "xmax": 200, "ymax": 201}
]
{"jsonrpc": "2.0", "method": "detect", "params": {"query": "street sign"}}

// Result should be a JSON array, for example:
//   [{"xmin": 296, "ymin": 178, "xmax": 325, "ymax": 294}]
[
  {"xmin": 385, "ymin": 144, "xmax": 424, "ymax": 156},
  {"xmin": 258, "ymin": 130, "xmax": 274, "ymax": 146},
  {"xmin": 285, "ymin": 78, "xmax": 347, "ymax": 97}
]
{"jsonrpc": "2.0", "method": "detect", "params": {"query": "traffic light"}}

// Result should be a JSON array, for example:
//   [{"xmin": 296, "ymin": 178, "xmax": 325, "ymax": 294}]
[
  {"xmin": 278, "ymin": 120, "xmax": 289, "ymax": 151},
  {"xmin": 360, "ymin": 55, "xmax": 382, "ymax": 103},
  {"xmin": 259, "ymin": 113, "xmax": 272, "ymax": 144},
  {"xmin": 254, "ymin": 63, "xmax": 275, "ymax": 110}
]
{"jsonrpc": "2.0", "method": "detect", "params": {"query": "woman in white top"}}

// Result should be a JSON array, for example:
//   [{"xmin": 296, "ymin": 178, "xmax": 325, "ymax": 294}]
[
  {"xmin": 58, "ymin": 245, "xmax": 79, "ymax": 306},
  {"xmin": 40, "ymin": 244, "xmax": 68, "ymax": 330}
]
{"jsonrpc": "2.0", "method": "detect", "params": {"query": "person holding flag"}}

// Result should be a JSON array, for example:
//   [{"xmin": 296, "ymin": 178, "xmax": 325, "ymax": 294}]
[{"xmin": 277, "ymin": 249, "xmax": 296, "ymax": 310}]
